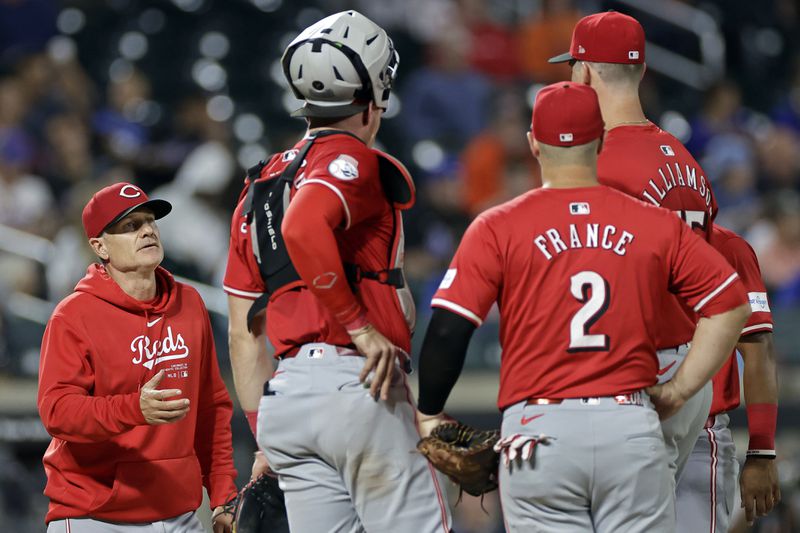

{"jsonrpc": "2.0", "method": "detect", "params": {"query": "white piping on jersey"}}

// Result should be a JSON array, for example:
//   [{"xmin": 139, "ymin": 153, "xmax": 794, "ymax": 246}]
[
  {"xmin": 223, "ymin": 285, "xmax": 263, "ymax": 299},
  {"xmin": 298, "ymin": 179, "xmax": 352, "ymax": 230},
  {"xmin": 431, "ymin": 298, "xmax": 483, "ymax": 326},
  {"xmin": 693, "ymin": 273, "xmax": 739, "ymax": 312},
  {"xmin": 741, "ymin": 323, "xmax": 773, "ymax": 335}
]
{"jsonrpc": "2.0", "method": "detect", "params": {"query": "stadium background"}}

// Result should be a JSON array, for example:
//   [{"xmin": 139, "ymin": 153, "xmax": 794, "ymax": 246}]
[{"xmin": 0, "ymin": 0, "xmax": 798, "ymax": 530}]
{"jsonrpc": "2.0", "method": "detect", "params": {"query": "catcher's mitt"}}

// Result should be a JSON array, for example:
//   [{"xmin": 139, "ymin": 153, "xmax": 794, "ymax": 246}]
[
  {"xmin": 417, "ymin": 422, "xmax": 500, "ymax": 497},
  {"xmin": 232, "ymin": 474, "xmax": 290, "ymax": 533}
]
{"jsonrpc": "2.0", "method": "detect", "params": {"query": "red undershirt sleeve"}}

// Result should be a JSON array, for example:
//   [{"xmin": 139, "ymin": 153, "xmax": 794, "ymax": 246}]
[{"xmin": 282, "ymin": 184, "xmax": 367, "ymax": 329}]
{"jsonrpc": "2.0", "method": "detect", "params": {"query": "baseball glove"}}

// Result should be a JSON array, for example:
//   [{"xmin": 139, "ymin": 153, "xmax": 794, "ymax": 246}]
[
  {"xmin": 417, "ymin": 422, "xmax": 500, "ymax": 497},
  {"xmin": 232, "ymin": 474, "xmax": 290, "ymax": 533}
]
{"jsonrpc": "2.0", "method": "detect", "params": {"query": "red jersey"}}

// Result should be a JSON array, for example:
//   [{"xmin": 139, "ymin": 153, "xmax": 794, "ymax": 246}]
[
  {"xmin": 224, "ymin": 133, "xmax": 414, "ymax": 355},
  {"xmin": 709, "ymin": 224, "xmax": 774, "ymax": 416},
  {"xmin": 598, "ymin": 123, "xmax": 719, "ymax": 349},
  {"xmin": 38, "ymin": 265, "xmax": 236, "ymax": 523},
  {"xmin": 432, "ymin": 186, "xmax": 746, "ymax": 410}
]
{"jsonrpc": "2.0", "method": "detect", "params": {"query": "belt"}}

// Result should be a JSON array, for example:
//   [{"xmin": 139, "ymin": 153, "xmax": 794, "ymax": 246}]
[
  {"xmin": 278, "ymin": 342, "xmax": 413, "ymax": 374},
  {"xmin": 278, "ymin": 344, "xmax": 359, "ymax": 359},
  {"xmin": 526, "ymin": 391, "xmax": 647, "ymax": 407}
]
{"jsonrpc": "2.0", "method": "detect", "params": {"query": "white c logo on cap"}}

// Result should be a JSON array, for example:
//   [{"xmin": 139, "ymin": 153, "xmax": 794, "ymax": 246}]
[{"xmin": 119, "ymin": 185, "xmax": 142, "ymax": 198}]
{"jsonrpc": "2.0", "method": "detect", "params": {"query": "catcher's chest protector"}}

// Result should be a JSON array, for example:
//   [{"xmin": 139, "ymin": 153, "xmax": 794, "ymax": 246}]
[{"xmin": 242, "ymin": 130, "xmax": 414, "ymax": 330}]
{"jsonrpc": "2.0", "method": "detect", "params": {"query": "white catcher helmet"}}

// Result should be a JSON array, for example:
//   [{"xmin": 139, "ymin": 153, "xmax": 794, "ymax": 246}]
[{"xmin": 281, "ymin": 10, "xmax": 399, "ymax": 118}]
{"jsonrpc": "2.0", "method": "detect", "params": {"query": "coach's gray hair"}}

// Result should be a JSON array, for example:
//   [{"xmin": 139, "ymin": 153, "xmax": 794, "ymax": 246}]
[
  {"xmin": 587, "ymin": 62, "xmax": 644, "ymax": 86},
  {"xmin": 538, "ymin": 139, "xmax": 600, "ymax": 165}
]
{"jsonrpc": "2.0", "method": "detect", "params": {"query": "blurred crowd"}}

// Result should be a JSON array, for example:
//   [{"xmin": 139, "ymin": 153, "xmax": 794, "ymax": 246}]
[{"xmin": 1, "ymin": 0, "xmax": 800, "ymax": 530}]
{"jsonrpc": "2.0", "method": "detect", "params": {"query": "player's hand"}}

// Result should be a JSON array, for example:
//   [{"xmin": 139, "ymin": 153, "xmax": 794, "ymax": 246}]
[
  {"xmin": 251, "ymin": 450, "xmax": 275, "ymax": 480},
  {"xmin": 740, "ymin": 457, "xmax": 780, "ymax": 525},
  {"xmin": 139, "ymin": 370, "xmax": 190, "ymax": 425},
  {"xmin": 211, "ymin": 504, "xmax": 234, "ymax": 533},
  {"xmin": 351, "ymin": 324, "xmax": 404, "ymax": 401},
  {"xmin": 416, "ymin": 411, "xmax": 451, "ymax": 438},
  {"xmin": 645, "ymin": 382, "xmax": 687, "ymax": 420}
]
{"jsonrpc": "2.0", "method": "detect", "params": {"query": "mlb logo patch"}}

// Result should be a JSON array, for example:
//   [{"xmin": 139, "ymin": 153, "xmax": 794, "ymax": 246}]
[
  {"xmin": 308, "ymin": 348, "xmax": 324, "ymax": 359},
  {"xmin": 748, "ymin": 292, "xmax": 770, "ymax": 312},
  {"xmin": 439, "ymin": 269, "xmax": 457, "ymax": 289},
  {"xmin": 578, "ymin": 45, "xmax": 586, "ymax": 54},
  {"xmin": 628, "ymin": 50, "xmax": 640, "ymax": 60},
  {"xmin": 660, "ymin": 145, "xmax": 675, "ymax": 156},
  {"xmin": 559, "ymin": 133, "xmax": 574, "ymax": 143},
  {"xmin": 569, "ymin": 202, "xmax": 590, "ymax": 215}
]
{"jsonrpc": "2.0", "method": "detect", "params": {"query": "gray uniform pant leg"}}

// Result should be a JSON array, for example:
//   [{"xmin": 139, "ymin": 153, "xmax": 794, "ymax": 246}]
[
  {"xmin": 657, "ymin": 344, "xmax": 714, "ymax": 482},
  {"xmin": 46, "ymin": 512, "xmax": 204, "ymax": 533},
  {"xmin": 258, "ymin": 346, "xmax": 452, "ymax": 533},
  {"xmin": 676, "ymin": 414, "xmax": 737, "ymax": 533},
  {"xmin": 499, "ymin": 397, "xmax": 675, "ymax": 533}
]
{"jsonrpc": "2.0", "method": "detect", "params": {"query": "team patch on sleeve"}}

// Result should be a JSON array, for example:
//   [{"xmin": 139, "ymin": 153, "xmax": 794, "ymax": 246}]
[
  {"xmin": 328, "ymin": 155, "xmax": 360, "ymax": 180},
  {"xmin": 748, "ymin": 292, "xmax": 770, "ymax": 312},
  {"xmin": 439, "ymin": 269, "xmax": 457, "ymax": 289}
]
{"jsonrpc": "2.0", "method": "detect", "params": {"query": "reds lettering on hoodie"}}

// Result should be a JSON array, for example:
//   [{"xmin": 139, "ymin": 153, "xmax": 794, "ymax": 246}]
[{"xmin": 131, "ymin": 326, "xmax": 190, "ymax": 369}]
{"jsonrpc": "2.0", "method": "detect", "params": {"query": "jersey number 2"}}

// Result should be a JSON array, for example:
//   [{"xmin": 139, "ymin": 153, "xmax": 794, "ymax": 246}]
[{"xmin": 568, "ymin": 271, "xmax": 610, "ymax": 352}]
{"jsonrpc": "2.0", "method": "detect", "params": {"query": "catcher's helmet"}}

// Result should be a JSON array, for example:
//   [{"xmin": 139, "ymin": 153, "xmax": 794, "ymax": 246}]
[{"xmin": 281, "ymin": 10, "xmax": 399, "ymax": 118}]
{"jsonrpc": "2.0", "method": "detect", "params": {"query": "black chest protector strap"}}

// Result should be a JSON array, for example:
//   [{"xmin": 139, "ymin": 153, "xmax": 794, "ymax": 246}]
[
  {"xmin": 246, "ymin": 137, "xmax": 315, "ymax": 287},
  {"xmin": 243, "ymin": 136, "xmax": 316, "ymax": 330}
]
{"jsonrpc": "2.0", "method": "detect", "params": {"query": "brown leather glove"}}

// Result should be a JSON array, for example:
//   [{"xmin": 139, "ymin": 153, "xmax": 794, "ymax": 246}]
[{"xmin": 417, "ymin": 422, "xmax": 500, "ymax": 497}]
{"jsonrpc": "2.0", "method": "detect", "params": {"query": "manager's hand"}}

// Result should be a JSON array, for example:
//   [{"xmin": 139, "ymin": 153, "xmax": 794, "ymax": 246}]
[{"xmin": 139, "ymin": 370, "xmax": 190, "ymax": 425}]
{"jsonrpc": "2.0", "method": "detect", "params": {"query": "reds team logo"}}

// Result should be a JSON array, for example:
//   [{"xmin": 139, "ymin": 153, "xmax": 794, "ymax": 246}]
[
  {"xmin": 131, "ymin": 326, "xmax": 190, "ymax": 369},
  {"xmin": 119, "ymin": 185, "xmax": 143, "ymax": 198}
]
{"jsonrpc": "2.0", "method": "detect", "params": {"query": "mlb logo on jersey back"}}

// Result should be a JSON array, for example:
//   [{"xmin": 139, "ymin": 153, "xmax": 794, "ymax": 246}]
[
  {"xmin": 660, "ymin": 145, "xmax": 675, "ymax": 156},
  {"xmin": 569, "ymin": 202, "xmax": 590, "ymax": 215},
  {"xmin": 628, "ymin": 50, "xmax": 639, "ymax": 60},
  {"xmin": 559, "ymin": 133, "xmax": 574, "ymax": 142},
  {"xmin": 308, "ymin": 348, "xmax": 324, "ymax": 359}
]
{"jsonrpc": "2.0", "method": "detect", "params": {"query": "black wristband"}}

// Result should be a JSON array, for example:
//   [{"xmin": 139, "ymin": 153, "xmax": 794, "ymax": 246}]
[{"xmin": 746, "ymin": 450, "xmax": 777, "ymax": 460}]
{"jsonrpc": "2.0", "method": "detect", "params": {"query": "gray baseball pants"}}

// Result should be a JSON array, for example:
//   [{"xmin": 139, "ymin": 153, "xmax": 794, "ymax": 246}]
[
  {"xmin": 257, "ymin": 343, "xmax": 452, "ymax": 533},
  {"xmin": 46, "ymin": 511, "xmax": 204, "ymax": 532},
  {"xmin": 676, "ymin": 413, "xmax": 737, "ymax": 533},
  {"xmin": 499, "ymin": 394, "xmax": 675, "ymax": 532},
  {"xmin": 657, "ymin": 343, "xmax": 714, "ymax": 482}
]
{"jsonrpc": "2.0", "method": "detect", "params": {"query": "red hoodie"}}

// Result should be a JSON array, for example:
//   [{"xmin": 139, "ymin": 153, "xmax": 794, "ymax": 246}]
[{"xmin": 38, "ymin": 264, "xmax": 237, "ymax": 524}]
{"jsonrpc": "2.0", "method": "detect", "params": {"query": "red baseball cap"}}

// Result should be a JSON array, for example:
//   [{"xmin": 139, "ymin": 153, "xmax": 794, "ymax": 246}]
[
  {"xmin": 82, "ymin": 182, "xmax": 171, "ymax": 238},
  {"xmin": 531, "ymin": 82, "xmax": 604, "ymax": 147},
  {"xmin": 548, "ymin": 11, "xmax": 645, "ymax": 65}
]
